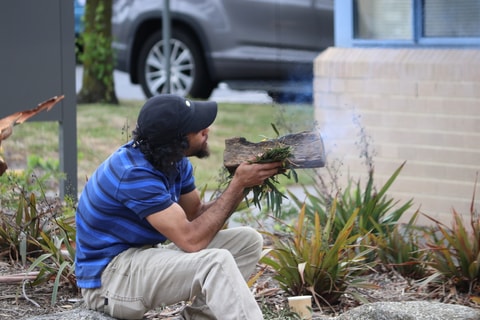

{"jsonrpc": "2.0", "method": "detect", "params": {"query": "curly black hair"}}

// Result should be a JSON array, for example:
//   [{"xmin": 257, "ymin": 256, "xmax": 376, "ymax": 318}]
[{"xmin": 131, "ymin": 126, "xmax": 189, "ymax": 172}]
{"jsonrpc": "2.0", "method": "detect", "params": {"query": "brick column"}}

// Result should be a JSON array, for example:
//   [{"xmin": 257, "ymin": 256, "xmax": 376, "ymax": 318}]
[{"xmin": 314, "ymin": 48, "xmax": 480, "ymax": 224}]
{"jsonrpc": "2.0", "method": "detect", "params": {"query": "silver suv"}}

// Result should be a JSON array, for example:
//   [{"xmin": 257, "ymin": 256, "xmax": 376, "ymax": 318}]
[{"xmin": 112, "ymin": 0, "xmax": 334, "ymax": 102}]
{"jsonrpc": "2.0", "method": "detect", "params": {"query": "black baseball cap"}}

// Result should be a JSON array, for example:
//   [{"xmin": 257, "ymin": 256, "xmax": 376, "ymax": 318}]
[{"xmin": 136, "ymin": 94, "xmax": 218, "ymax": 144}]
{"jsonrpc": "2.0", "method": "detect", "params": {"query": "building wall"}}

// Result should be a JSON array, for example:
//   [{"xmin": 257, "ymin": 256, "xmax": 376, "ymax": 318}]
[{"xmin": 313, "ymin": 47, "xmax": 480, "ymax": 225}]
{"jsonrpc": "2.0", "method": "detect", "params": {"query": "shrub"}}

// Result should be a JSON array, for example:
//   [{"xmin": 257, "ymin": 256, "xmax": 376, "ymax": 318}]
[
  {"xmin": 261, "ymin": 200, "xmax": 373, "ymax": 307},
  {"xmin": 0, "ymin": 170, "xmax": 61, "ymax": 264},
  {"xmin": 373, "ymin": 211, "xmax": 430, "ymax": 279},
  {"xmin": 289, "ymin": 162, "xmax": 412, "ymax": 241},
  {"xmin": 27, "ymin": 215, "xmax": 77, "ymax": 306},
  {"xmin": 423, "ymin": 176, "xmax": 480, "ymax": 295},
  {"xmin": 0, "ymin": 169, "xmax": 77, "ymax": 305}
]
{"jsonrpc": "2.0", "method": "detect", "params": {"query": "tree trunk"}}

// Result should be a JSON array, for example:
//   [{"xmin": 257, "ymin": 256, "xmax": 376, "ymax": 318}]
[{"xmin": 77, "ymin": 0, "xmax": 118, "ymax": 104}]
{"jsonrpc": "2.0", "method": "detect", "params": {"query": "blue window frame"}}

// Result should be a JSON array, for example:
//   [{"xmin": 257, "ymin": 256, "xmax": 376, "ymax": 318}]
[{"xmin": 335, "ymin": 0, "xmax": 480, "ymax": 47}]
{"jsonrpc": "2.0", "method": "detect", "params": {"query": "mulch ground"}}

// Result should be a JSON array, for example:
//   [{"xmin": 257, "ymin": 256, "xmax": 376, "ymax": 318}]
[{"xmin": 1, "ymin": 259, "xmax": 479, "ymax": 319}]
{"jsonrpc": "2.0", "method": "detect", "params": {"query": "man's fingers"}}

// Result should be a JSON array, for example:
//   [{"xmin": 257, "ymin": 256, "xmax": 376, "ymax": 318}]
[
  {"xmin": 236, "ymin": 161, "xmax": 284, "ymax": 187},
  {"xmin": 259, "ymin": 165, "xmax": 283, "ymax": 180}
]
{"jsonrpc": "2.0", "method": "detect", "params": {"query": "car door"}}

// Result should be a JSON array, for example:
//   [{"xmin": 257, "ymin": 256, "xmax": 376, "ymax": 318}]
[
  {"xmin": 276, "ymin": 0, "xmax": 334, "ymax": 78},
  {"xmin": 209, "ymin": 0, "xmax": 280, "ymax": 79}
]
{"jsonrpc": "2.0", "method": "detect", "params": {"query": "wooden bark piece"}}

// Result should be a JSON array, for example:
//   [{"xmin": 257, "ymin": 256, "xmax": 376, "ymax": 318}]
[{"xmin": 223, "ymin": 130, "xmax": 325, "ymax": 173}]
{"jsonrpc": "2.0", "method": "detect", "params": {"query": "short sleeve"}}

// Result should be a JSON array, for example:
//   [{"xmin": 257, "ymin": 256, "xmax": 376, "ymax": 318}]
[
  {"xmin": 117, "ymin": 166, "xmax": 174, "ymax": 220},
  {"xmin": 180, "ymin": 158, "xmax": 196, "ymax": 194}
]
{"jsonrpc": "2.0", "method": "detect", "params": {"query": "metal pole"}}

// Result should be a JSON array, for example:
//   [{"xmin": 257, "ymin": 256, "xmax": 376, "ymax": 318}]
[{"xmin": 162, "ymin": 0, "xmax": 171, "ymax": 93}]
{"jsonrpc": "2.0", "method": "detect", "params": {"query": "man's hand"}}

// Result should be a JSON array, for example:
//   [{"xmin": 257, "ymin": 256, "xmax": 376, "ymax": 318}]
[{"xmin": 232, "ymin": 161, "xmax": 283, "ymax": 189}]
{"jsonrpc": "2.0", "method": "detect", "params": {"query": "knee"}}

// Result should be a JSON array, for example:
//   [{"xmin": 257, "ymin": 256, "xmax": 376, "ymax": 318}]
[
  {"xmin": 240, "ymin": 227, "xmax": 263, "ymax": 253},
  {"xmin": 207, "ymin": 248, "xmax": 237, "ymax": 268}
]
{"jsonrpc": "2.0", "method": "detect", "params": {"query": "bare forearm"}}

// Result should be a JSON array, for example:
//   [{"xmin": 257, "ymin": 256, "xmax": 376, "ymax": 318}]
[
  {"xmin": 192, "ymin": 179, "xmax": 245, "ymax": 234},
  {"xmin": 198, "ymin": 187, "xmax": 244, "ymax": 217},
  {"xmin": 151, "ymin": 181, "xmax": 247, "ymax": 253},
  {"xmin": 172, "ymin": 161, "xmax": 281, "ymax": 251}
]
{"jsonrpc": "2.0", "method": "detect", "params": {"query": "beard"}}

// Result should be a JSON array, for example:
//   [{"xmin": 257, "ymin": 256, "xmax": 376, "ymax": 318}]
[{"xmin": 192, "ymin": 143, "xmax": 210, "ymax": 159}]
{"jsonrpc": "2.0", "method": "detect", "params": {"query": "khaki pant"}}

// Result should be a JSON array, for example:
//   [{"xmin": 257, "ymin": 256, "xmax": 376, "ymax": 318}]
[{"xmin": 82, "ymin": 227, "xmax": 264, "ymax": 320}]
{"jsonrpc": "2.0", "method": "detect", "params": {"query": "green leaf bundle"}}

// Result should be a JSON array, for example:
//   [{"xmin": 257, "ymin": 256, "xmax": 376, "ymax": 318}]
[{"xmin": 246, "ymin": 144, "xmax": 298, "ymax": 217}]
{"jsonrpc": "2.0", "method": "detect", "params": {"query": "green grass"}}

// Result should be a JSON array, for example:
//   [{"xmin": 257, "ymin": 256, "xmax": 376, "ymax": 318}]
[{"xmin": 3, "ymin": 99, "xmax": 315, "ymax": 192}]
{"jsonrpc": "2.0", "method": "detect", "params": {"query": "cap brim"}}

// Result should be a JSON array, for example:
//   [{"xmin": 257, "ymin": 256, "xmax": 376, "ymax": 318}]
[{"xmin": 184, "ymin": 100, "xmax": 218, "ymax": 133}]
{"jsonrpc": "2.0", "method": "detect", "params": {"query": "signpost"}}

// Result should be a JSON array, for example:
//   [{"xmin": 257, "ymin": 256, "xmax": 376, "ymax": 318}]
[{"xmin": 0, "ymin": 0, "xmax": 78, "ymax": 199}]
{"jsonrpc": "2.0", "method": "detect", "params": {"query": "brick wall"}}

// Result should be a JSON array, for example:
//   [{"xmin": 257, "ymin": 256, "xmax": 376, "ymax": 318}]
[{"xmin": 313, "ymin": 48, "xmax": 480, "ymax": 224}]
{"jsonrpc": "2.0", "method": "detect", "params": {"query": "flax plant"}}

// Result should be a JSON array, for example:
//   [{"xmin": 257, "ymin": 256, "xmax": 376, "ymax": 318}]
[
  {"xmin": 0, "ymin": 170, "xmax": 57, "ymax": 264},
  {"xmin": 0, "ymin": 169, "xmax": 78, "ymax": 305},
  {"xmin": 288, "ymin": 162, "xmax": 412, "ymax": 263},
  {"xmin": 261, "ymin": 200, "xmax": 373, "ymax": 307},
  {"xmin": 27, "ymin": 217, "xmax": 77, "ymax": 306},
  {"xmin": 0, "ymin": 192, "xmax": 41, "ymax": 265},
  {"xmin": 373, "ymin": 211, "xmax": 429, "ymax": 279},
  {"xmin": 423, "ymin": 176, "xmax": 480, "ymax": 295}
]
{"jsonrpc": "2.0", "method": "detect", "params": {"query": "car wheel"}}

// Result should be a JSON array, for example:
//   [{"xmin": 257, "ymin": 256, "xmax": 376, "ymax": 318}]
[{"xmin": 137, "ymin": 29, "xmax": 214, "ymax": 99}]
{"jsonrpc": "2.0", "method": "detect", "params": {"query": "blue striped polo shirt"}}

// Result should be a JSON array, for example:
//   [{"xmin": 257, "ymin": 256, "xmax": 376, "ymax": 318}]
[{"xmin": 75, "ymin": 141, "xmax": 196, "ymax": 288}]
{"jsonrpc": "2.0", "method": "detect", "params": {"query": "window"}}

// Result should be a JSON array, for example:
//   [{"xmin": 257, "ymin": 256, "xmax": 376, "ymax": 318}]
[
  {"xmin": 423, "ymin": 0, "xmax": 480, "ymax": 38},
  {"xmin": 354, "ymin": 0, "xmax": 412, "ymax": 40},
  {"xmin": 349, "ymin": 0, "xmax": 480, "ymax": 46}
]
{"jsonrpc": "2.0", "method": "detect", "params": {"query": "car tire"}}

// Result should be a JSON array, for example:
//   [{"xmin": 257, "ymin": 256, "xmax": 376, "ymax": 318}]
[{"xmin": 137, "ymin": 29, "xmax": 214, "ymax": 99}]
